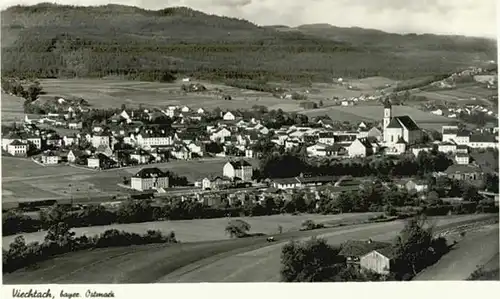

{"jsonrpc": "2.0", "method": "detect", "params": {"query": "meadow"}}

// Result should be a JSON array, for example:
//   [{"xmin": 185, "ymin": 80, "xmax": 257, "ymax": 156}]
[
  {"xmin": 302, "ymin": 104, "xmax": 453, "ymax": 130},
  {"xmin": 1, "ymin": 156, "xmax": 257, "ymax": 204},
  {"xmin": 416, "ymin": 83, "xmax": 497, "ymax": 107},
  {"xmin": 2, "ymin": 212, "xmax": 381, "ymax": 247},
  {"xmin": 0, "ymin": 93, "xmax": 26, "ymax": 124}
]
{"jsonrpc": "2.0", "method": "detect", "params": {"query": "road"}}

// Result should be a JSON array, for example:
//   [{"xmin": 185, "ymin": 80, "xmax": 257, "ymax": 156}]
[
  {"xmin": 158, "ymin": 214, "xmax": 493, "ymax": 283},
  {"xmin": 3, "ymin": 214, "xmax": 494, "ymax": 284},
  {"xmin": 414, "ymin": 224, "xmax": 499, "ymax": 281}
]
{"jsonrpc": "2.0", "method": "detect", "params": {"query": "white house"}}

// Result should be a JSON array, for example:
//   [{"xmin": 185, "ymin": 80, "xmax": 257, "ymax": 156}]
[
  {"xmin": 181, "ymin": 106, "xmax": 190, "ymax": 113},
  {"xmin": 223, "ymin": 160, "xmax": 253, "ymax": 182},
  {"xmin": 136, "ymin": 131, "xmax": 173, "ymax": 149},
  {"xmin": 130, "ymin": 168, "xmax": 169, "ymax": 191},
  {"xmin": 91, "ymin": 133, "xmax": 111, "ymax": 148},
  {"xmin": 411, "ymin": 145, "xmax": 432, "ymax": 157},
  {"xmin": 7, "ymin": 140, "xmax": 27, "ymax": 157},
  {"xmin": 347, "ymin": 138, "xmax": 375, "ymax": 157},
  {"xmin": 442, "ymin": 126, "xmax": 459, "ymax": 143},
  {"xmin": 210, "ymin": 128, "xmax": 232, "ymax": 142},
  {"xmin": 68, "ymin": 121, "xmax": 83, "ymax": 130},
  {"xmin": 360, "ymin": 249, "xmax": 394, "ymax": 275},
  {"xmin": 41, "ymin": 151, "xmax": 60, "ymax": 164},
  {"xmin": 468, "ymin": 134, "xmax": 498, "ymax": 149},
  {"xmin": 197, "ymin": 108, "xmax": 205, "ymax": 114},
  {"xmin": 454, "ymin": 130, "xmax": 471, "ymax": 145},
  {"xmin": 455, "ymin": 153, "xmax": 470, "ymax": 165},
  {"xmin": 438, "ymin": 142, "xmax": 457, "ymax": 154},
  {"xmin": 306, "ymin": 143, "xmax": 329, "ymax": 157},
  {"xmin": 318, "ymin": 132, "xmax": 336, "ymax": 145},
  {"xmin": 405, "ymin": 180, "xmax": 429, "ymax": 192}
]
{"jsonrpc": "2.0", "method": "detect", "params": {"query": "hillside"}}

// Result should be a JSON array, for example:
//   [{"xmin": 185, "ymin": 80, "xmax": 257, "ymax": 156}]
[{"xmin": 1, "ymin": 3, "xmax": 497, "ymax": 83}]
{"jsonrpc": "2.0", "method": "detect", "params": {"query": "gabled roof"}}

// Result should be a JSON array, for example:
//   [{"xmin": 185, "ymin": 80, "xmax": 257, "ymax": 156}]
[
  {"xmin": 227, "ymin": 160, "xmax": 252, "ymax": 169},
  {"xmin": 445, "ymin": 164, "xmax": 483, "ymax": 175},
  {"xmin": 456, "ymin": 130, "xmax": 471, "ymax": 137},
  {"xmin": 339, "ymin": 240, "xmax": 392, "ymax": 257},
  {"xmin": 394, "ymin": 116, "xmax": 419, "ymax": 131},
  {"xmin": 470, "ymin": 134, "xmax": 496, "ymax": 143},
  {"xmin": 9, "ymin": 140, "xmax": 26, "ymax": 146},
  {"xmin": 133, "ymin": 168, "xmax": 168, "ymax": 178}
]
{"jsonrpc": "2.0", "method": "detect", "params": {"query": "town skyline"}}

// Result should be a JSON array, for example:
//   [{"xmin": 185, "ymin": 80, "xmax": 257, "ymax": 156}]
[{"xmin": 1, "ymin": 0, "xmax": 498, "ymax": 39}]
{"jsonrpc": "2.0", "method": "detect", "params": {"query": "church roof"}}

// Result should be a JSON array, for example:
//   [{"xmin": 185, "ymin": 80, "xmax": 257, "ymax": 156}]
[
  {"xmin": 386, "ymin": 116, "xmax": 419, "ymax": 131},
  {"xmin": 383, "ymin": 99, "xmax": 392, "ymax": 108}
]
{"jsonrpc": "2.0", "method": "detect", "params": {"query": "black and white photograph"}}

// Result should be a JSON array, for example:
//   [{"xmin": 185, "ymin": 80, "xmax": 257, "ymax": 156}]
[{"xmin": 0, "ymin": 0, "xmax": 499, "ymax": 286}]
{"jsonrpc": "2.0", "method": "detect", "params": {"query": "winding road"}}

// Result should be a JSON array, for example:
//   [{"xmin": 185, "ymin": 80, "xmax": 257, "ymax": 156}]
[{"xmin": 4, "ymin": 214, "xmax": 494, "ymax": 284}]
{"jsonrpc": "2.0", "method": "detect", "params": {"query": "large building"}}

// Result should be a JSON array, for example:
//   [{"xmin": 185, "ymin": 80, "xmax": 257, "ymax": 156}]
[
  {"xmin": 223, "ymin": 160, "xmax": 253, "ymax": 182},
  {"xmin": 131, "ymin": 168, "xmax": 170, "ymax": 191},
  {"xmin": 382, "ymin": 100, "xmax": 422, "ymax": 147}
]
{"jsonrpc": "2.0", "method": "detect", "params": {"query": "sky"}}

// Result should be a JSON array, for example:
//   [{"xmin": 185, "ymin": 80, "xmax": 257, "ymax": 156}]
[{"xmin": 1, "ymin": 0, "xmax": 498, "ymax": 39}]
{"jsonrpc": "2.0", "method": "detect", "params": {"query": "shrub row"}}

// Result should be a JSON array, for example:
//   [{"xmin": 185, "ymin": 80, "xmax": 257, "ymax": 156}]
[{"xmin": 3, "ymin": 224, "xmax": 177, "ymax": 274}]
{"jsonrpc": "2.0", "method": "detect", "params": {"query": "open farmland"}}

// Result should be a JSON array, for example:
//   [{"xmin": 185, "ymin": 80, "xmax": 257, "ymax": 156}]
[
  {"xmin": 416, "ymin": 84, "xmax": 497, "ymax": 106},
  {"xmin": 0, "ymin": 93, "xmax": 26, "ymax": 124},
  {"xmin": 303, "ymin": 104, "xmax": 454, "ymax": 130},
  {"xmin": 37, "ymin": 79, "xmax": 303, "ymax": 112},
  {"xmin": 3, "ymin": 214, "xmax": 494, "ymax": 284},
  {"xmin": 1, "ymin": 156, "xmax": 257, "ymax": 203},
  {"xmin": 2, "ymin": 212, "xmax": 381, "ymax": 248}
]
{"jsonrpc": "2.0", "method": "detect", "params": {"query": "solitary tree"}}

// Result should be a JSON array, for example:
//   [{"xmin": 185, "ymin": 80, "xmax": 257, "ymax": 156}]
[{"xmin": 225, "ymin": 219, "xmax": 251, "ymax": 238}]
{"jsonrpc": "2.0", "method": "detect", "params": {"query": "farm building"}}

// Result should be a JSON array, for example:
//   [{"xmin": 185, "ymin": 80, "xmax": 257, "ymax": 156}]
[
  {"xmin": 6, "ymin": 140, "xmax": 28, "ymax": 157},
  {"xmin": 131, "ymin": 168, "xmax": 170, "ymax": 192},
  {"xmin": 339, "ymin": 239, "xmax": 392, "ymax": 265},
  {"xmin": 444, "ymin": 164, "xmax": 484, "ymax": 183},
  {"xmin": 360, "ymin": 247, "xmax": 397, "ymax": 275}
]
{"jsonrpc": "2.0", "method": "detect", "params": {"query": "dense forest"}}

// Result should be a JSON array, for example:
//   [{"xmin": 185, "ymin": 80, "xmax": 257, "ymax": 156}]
[{"xmin": 1, "ymin": 3, "xmax": 497, "ymax": 83}]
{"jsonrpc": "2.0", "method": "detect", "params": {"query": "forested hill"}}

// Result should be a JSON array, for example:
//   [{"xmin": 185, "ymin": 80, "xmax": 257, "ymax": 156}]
[{"xmin": 1, "ymin": 3, "xmax": 497, "ymax": 83}]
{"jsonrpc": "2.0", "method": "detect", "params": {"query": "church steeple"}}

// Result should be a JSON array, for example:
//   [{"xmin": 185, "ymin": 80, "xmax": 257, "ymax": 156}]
[{"xmin": 383, "ymin": 98, "xmax": 392, "ymax": 129}]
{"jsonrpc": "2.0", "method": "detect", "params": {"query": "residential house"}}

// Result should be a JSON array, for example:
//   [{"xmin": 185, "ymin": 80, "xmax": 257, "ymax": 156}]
[
  {"xmin": 318, "ymin": 132, "xmax": 336, "ymax": 145},
  {"xmin": 306, "ymin": 143, "xmax": 329, "ymax": 157},
  {"xmin": 40, "ymin": 151, "xmax": 60, "ymax": 164},
  {"xmin": 91, "ymin": 132, "xmax": 111, "ymax": 148},
  {"xmin": 347, "ymin": 138, "xmax": 375, "ymax": 157},
  {"xmin": 136, "ymin": 130, "xmax": 173, "ymax": 149},
  {"xmin": 130, "ymin": 149, "xmax": 152, "ymax": 164},
  {"xmin": 6, "ymin": 140, "xmax": 28, "ymax": 157},
  {"xmin": 67, "ymin": 149, "xmax": 88, "ymax": 163},
  {"xmin": 455, "ymin": 153, "xmax": 470, "ymax": 165},
  {"xmin": 202, "ymin": 176, "xmax": 232, "ymax": 190},
  {"xmin": 223, "ymin": 160, "xmax": 253, "ymax": 182},
  {"xmin": 131, "ymin": 168, "xmax": 170, "ymax": 191},
  {"xmin": 171, "ymin": 145, "xmax": 192, "ymax": 160},
  {"xmin": 68, "ymin": 121, "xmax": 83, "ymax": 130},
  {"xmin": 210, "ymin": 128, "xmax": 232, "ymax": 142},
  {"xmin": 411, "ymin": 145, "xmax": 432, "ymax": 157},
  {"xmin": 187, "ymin": 142, "xmax": 204, "ymax": 156},
  {"xmin": 438, "ymin": 141, "xmax": 457, "ymax": 154},
  {"xmin": 456, "ymin": 144, "xmax": 469, "ymax": 154},
  {"xmin": 87, "ymin": 153, "xmax": 116, "ymax": 169},
  {"xmin": 272, "ymin": 175, "xmax": 337, "ymax": 190},
  {"xmin": 96, "ymin": 144, "xmax": 113, "ymax": 157},
  {"xmin": 63, "ymin": 135, "xmax": 78, "ymax": 147},
  {"xmin": 442, "ymin": 126, "xmax": 459, "ymax": 142},
  {"xmin": 197, "ymin": 108, "xmax": 205, "ymax": 114},
  {"xmin": 445, "ymin": 164, "xmax": 484, "ymax": 183},
  {"xmin": 339, "ymin": 239, "xmax": 392, "ymax": 265},
  {"xmin": 454, "ymin": 130, "xmax": 471, "ymax": 145},
  {"xmin": 223, "ymin": 111, "xmax": 240, "ymax": 121},
  {"xmin": 405, "ymin": 179, "xmax": 429, "ymax": 192},
  {"xmin": 468, "ymin": 134, "xmax": 498, "ymax": 149}
]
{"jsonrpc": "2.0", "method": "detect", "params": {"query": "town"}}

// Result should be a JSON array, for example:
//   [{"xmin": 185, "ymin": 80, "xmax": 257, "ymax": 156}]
[{"xmin": 1, "ymin": 2, "xmax": 498, "ymax": 286}]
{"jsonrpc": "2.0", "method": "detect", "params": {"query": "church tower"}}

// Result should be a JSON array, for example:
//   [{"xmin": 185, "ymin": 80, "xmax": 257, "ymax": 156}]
[{"xmin": 383, "ymin": 99, "xmax": 392, "ymax": 129}]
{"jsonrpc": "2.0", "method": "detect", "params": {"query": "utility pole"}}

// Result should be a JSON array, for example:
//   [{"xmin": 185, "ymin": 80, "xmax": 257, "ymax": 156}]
[{"xmin": 69, "ymin": 184, "xmax": 73, "ymax": 207}]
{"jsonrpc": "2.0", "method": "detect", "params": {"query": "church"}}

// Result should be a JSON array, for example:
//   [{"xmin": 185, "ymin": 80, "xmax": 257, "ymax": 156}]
[{"xmin": 382, "ymin": 100, "xmax": 422, "ymax": 152}]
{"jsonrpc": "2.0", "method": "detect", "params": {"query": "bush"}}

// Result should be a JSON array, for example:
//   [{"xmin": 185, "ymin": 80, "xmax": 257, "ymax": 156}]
[{"xmin": 300, "ymin": 220, "xmax": 325, "ymax": 231}]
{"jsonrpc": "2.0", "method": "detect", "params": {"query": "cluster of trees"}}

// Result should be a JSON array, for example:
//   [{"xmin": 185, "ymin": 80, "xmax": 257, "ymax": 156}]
[
  {"xmin": 3, "ymin": 4, "xmax": 493, "ymax": 83},
  {"xmin": 3, "ymin": 222, "xmax": 177, "ymax": 273},
  {"xmin": 257, "ymin": 150, "xmax": 453, "ymax": 180},
  {"xmin": 458, "ymin": 111, "xmax": 497, "ymax": 127},
  {"xmin": 280, "ymin": 215, "xmax": 450, "ymax": 282}
]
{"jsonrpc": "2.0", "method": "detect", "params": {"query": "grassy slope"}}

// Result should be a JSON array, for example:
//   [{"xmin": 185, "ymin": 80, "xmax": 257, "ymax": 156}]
[
  {"xmin": 3, "ymin": 214, "xmax": 495, "ymax": 284},
  {"xmin": 1, "ymin": 4, "xmax": 496, "ymax": 81}
]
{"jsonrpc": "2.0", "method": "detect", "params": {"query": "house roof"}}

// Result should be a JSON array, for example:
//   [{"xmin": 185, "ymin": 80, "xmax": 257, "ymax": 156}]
[
  {"xmin": 369, "ymin": 246, "xmax": 398, "ymax": 259},
  {"xmin": 355, "ymin": 138, "xmax": 373, "ymax": 148},
  {"xmin": 133, "ymin": 167, "xmax": 168, "ymax": 179},
  {"xmin": 339, "ymin": 240, "xmax": 392, "ymax": 257},
  {"xmin": 470, "ymin": 134, "xmax": 496, "ymax": 143},
  {"xmin": 456, "ymin": 130, "xmax": 471, "ymax": 137},
  {"xmin": 442, "ymin": 128, "xmax": 458, "ymax": 134},
  {"xmin": 9, "ymin": 140, "xmax": 26, "ymax": 146},
  {"xmin": 227, "ymin": 160, "xmax": 252, "ymax": 169},
  {"xmin": 318, "ymin": 132, "xmax": 335, "ymax": 138},
  {"xmin": 445, "ymin": 164, "xmax": 483, "ymax": 175}
]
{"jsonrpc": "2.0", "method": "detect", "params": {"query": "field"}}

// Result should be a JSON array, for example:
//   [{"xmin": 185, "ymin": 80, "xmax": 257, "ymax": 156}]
[
  {"xmin": 0, "ymin": 93, "xmax": 26, "ymax": 124},
  {"xmin": 416, "ymin": 83, "xmax": 497, "ymax": 106},
  {"xmin": 1, "ymin": 156, "xmax": 257, "ymax": 204},
  {"xmin": 302, "ymin": 104, "xmax": 453, "ymax": 130},
  {"xmin": 2, "ymin": 212, "xmax": 381, "ymax": 248},
  {"xmin": 3, "ymin": 214, "xmax": 494, "ymax": 284}
]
